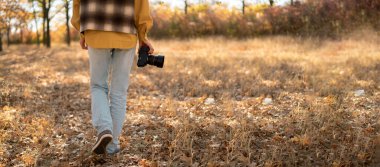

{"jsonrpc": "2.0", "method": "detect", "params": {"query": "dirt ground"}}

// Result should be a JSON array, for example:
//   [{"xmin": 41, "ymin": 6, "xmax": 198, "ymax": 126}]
[{"xmin": 0, "ymin": 36, "xmax": 379, "ymax": 166}]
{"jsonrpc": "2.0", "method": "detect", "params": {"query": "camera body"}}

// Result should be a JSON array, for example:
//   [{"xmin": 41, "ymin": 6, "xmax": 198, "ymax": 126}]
[{"xmin": 137, "ymin": 45, "xmax": 165, "ymax": 68}]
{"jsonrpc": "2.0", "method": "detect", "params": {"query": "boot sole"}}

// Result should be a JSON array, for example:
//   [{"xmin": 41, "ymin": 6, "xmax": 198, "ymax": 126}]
[{"xmin": 92, "ymin": 134, "xmax": 113, "ymax": 154}]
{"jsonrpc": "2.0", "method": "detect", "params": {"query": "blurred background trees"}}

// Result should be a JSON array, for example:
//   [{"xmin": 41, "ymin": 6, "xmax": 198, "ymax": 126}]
[
  {"xmin": 0, "ymin": 0, "xmax": 379, "ymax": 50},
  {"xmin": 151, "ymin": 0, "xmax": 380, "ymax": 38},
  {"xmin": 0, "ymin": 0, "xmax": 29, "ymax": 51}
]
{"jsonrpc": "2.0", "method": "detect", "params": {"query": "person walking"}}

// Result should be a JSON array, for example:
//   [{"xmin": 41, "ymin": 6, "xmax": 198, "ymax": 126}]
[{"xmin": 71, "ymin": 0, "xmax": 154, "ymax": 155}]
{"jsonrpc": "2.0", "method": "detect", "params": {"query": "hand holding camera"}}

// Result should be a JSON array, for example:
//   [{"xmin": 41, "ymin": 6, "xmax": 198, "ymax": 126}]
[
  {"xmin": 139, "ymin": 40, "xmax": 154, "ymax": 54},
  {"xmin": 137, "ymin": 42, "xmax": 165, "ymax": 68}
]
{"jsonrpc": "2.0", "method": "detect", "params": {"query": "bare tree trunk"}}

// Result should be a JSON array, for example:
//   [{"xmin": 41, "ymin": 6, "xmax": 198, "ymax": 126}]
[
  {"xmin": 242, "ymin": 0, "xmax": 245, "ymax": 15},
  {"xmin": 46, "ymin": 0, "xmax": 51, "ymax": 48},
  {"xmin": 42, "ymin": 0, "xmax": 46, "ymax": 46},
  {"xmin": 41, "ymin": 0, "xmax": 51, "ymax": 48},
  {"xmin": 269, "ymin": 0, "xmax": 274, "ymax": 6},
  {"xmin": 65, "ymin": 0, "xmax": 71, "ymax": 46},
  {"xmin": 291, "ymin": 0, "xmax": 294, "ymax": 5},
  {"xmin": 184, "ymin": 0, "xmax": 188, "ymax": 14},
  {"xmin": 39, "ymin": 0, "xmax": 55, "ymax": 48},
  {"xmin": 32, "ymin": 0, "xmax": 40, "ymax": 46},
  {"xmin": 46, "ymin": 18, "xmax": 51, "ymax": 48}
]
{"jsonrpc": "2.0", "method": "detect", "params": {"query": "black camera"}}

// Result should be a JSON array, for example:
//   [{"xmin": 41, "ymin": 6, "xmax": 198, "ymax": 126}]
[{"xmin": 137, "ymin": 45, "xmax": 165, "ymax": 68}]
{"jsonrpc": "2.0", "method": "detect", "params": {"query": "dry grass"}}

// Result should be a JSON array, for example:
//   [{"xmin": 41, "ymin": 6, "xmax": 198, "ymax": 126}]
[{"xmin": 0, "ymin": 32, "xmax": 379, "ymax": 166}]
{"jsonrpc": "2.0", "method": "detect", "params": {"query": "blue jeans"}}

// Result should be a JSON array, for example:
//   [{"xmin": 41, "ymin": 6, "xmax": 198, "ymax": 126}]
[{"xmin": 88, "ymin": 46, "xmax": 135, "ymax": 154}]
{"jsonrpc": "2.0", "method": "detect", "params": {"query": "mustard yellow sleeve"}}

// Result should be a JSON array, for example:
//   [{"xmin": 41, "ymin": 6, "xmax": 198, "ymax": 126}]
[
  {"xmin": 71, "ymin": 0, "xmax": 84, "ymax": 39},
  {"xmin": 134, "ymin": 0, "xmax": 153, "ymax": 43}
]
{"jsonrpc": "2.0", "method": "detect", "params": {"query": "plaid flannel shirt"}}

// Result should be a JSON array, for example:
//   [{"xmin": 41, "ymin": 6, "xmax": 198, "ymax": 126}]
[{"xmin": 79, "ymin": 0, "xmax": 137, "ymax": 34}]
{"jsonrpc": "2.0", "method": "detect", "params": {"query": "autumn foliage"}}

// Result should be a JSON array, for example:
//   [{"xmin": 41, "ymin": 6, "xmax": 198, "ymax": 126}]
[{"xmin": 150, "ymin": 0, "xmax": 380, "ymax": 38}]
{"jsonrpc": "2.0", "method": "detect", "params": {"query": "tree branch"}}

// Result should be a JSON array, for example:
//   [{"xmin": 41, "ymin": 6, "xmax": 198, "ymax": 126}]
[{"xmin": 49, "ymin": 4, "xmax": 65, "ymax": 20}]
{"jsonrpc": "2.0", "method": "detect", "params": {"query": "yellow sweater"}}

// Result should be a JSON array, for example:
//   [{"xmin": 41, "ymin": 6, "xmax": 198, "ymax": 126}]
[{"xmin": 70, "ymin": 0, "xmax": 153, "ymax": 49}]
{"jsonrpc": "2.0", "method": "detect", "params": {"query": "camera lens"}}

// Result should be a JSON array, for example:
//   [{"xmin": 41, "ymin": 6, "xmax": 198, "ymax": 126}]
[
  {"xmin": 154, "ymin": 55, "xmax": 165, "ymax": 68},
  {"xmin": 148, "ymin": 55, "xmax": 165, "ymax": 68}
]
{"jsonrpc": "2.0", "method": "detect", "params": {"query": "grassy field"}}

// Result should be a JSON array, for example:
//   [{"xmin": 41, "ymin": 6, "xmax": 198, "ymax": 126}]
[{"xmin": 1, "ymin": 33, "xmax": 380, "ymax": 166}]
